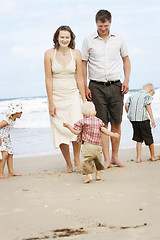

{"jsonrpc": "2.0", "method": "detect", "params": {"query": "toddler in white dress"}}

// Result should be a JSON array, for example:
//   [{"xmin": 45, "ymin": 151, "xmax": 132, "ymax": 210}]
[{"xmin": 0, "ymin": 101, "xmax": 23, "ymax": 179}]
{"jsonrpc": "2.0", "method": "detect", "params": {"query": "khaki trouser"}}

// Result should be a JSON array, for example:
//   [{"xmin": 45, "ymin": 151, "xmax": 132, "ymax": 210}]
[{"xmin": 81, "ymin": 142, "xmax": 104, "ymax": 175}]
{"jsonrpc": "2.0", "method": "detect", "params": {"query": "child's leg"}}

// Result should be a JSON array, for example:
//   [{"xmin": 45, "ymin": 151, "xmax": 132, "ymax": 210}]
[
  {"xmin": 136, "ymin": 142, "xmax": 142, "ymax": 163},
  {"xmin": 7, "ymin": 154, "xmax": 21, "ymax": 176},
  {"xmin": 96, "ymin": 171, "xmax": 101, "ymax": 181},
  {"xmin": 72, "ymin": 141, "xmax": 82, "ymax": 171},
  {"xmin": 0, "ymin": 151, "xmax": 9, "ymax": 179},
  {"xmin": 149, "ymin": 143, "xmax": 159, "ymax": 161},
  {"xmin": 84, "ymin": 174, "xmax": 93, "ymax": 184}
]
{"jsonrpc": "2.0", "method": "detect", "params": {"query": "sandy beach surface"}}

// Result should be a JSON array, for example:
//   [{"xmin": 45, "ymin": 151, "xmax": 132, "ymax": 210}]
[{"xmin": 0, "ymin": 145, "xmax": 160, "ymax": 240}]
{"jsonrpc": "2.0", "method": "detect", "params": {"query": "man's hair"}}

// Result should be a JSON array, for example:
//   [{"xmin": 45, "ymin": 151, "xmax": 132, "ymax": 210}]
[
  {"xmin": 142, "ymin": 83, "xmax": 155, "ymax": 94},
  {"xmin": 95, "ymin": 9, "xmax": 112, "ymax": 23},
  {"xmin": 82, "ymin": 102, "xmax": 96, "ymax": 116}
]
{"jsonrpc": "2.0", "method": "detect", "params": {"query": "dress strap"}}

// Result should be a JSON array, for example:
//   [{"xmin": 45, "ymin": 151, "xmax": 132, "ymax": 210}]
[
  {"xmin": 53, "ymin": 48, "xmax": 57, "ymax": 61},
  {"xmin": 70, "ymin": 49, "xmax": 74, "ymax": 61}
]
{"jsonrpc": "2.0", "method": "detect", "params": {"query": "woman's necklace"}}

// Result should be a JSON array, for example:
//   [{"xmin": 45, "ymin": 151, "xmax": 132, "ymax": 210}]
[{"xmin": 62, "ymin": 51, "xmax": 69, "ymax": 56}]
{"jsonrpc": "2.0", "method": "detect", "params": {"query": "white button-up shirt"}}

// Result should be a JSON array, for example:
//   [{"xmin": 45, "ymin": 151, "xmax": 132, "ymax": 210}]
[{"xmin": 82, "ymin": 31, "xmax": 129, "ymax": 82}]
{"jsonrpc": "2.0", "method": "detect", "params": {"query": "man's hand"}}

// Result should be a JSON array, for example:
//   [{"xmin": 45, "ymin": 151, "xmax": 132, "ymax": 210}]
[
  {"xmin": 121, "ymin": 80, "xmax": 129, "ymax": 95},
  {"xmin": 86, "ymin": 87, "xmax": 92, "ymax": 100}
]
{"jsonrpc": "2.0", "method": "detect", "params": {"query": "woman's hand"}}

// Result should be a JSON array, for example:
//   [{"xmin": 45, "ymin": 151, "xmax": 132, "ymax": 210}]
[{"xmin": 49, "ymin": 104, "xmax": 56, "ymax": 117}]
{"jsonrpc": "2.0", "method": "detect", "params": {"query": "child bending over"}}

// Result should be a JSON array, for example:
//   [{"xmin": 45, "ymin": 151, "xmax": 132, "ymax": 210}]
[
  {"xmin": 125, "ymin": 83, "xmax": 159, "ymax": 163},
  {"xmin": 0, "ymin": 101, "xmax": 23, "ymax": 179},
  {"xmin": 63, "ymin": 102, "xmax": 119, "ymax": 183}
]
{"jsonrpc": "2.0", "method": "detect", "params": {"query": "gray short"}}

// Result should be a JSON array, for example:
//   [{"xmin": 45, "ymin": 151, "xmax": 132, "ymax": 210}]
[{"xmin": 89, "ymin": 80, "xmax": 124, "ymax": 124}]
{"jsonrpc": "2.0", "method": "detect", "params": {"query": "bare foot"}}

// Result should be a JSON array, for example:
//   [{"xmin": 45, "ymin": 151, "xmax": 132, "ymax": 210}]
[
  {"xmin": 64, "ymin": 168, "xmax": 73, "ymax": 173},
  {"xmin": 136, "ymin": 158, "xmax": 142, "ymax": 163},
  {"xmin": 112, "ymin": 158, "xmax": 125, "ymax": 167},
  {"xmin": 84, "ymin": 174, "xmax": 93, "ymax": 184},
  {"xmin": 96, "ymin": 171, "xmax": 101, "ymax": 181},
  {"xmin": 8, "ymin": 172, "xmax": 22, "ymax": 177},
  {"xmin": 0, "ymin": 174, "xmax": 9, "ymax": 179},
  {"xmin": 151, "ymin": 156, "xmax": 159, "ymax": 161},
  {"xmin": 104, "ymin": 161, "xmax": 112, "ymax": 169},
  {"xmin": 96, "ymin": 177, "xmax": 101, "ymax": 181},
  {"xmin": 75, "ymin": 163, "xmax": 82, "ymax": 172},
  {"xmin": 84, "ymin": 178, "xmax": 93, "ymax": 184}
]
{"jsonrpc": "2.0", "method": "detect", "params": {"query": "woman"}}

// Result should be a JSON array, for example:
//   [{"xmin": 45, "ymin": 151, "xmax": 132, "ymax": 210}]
[{"xmin": 44, "ymin": 25, "xmax": 86, "ymax": 173}]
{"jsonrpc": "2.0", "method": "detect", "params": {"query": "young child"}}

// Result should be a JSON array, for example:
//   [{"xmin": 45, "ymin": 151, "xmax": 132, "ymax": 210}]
[
  {"xmin": 125, "ymin": 83, "xmax": 159, "ymax": 163},
  {"xmin": 63, "ymin": 101, "xmax": 119, "ymax": 183},
  {"xmin": 0, "ymin": 101, "xmax": 23, "ymax": 179}
]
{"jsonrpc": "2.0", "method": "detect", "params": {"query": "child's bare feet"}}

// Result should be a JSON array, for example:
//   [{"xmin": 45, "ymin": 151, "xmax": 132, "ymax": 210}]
[
  {"xmin": 84, "ymin": 174, "xmax": 92, "ymax": 184},
  {"xmin": 96, "ymin": 171, "xmax": 101, "ymax": 181},
  {"xmin": 0, "ymin": 174, "xmax": 8, "ymax": 179},
  {"xmin": 8, "ymin": 172, "xmax": 22, "ymax": 177}
]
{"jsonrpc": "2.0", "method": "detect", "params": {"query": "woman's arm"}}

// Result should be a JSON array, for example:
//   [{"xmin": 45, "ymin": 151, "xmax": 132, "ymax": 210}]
[
  {"xmin": 63, "ymin": 122, "xmax": 81, "ymax": 135},
  {"xmin": 74, "ymin": 50, "xmax": 86, "ymax": 103},
  {"xmin": 44, "ymin": 49, "xmax": 56, "ymax": 117}
]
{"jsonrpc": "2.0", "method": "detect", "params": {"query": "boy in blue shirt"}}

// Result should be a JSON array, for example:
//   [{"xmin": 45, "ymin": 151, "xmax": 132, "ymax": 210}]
[{"xmin": 125, "ymin": 83, "xmax": 159, "ymax": 163}]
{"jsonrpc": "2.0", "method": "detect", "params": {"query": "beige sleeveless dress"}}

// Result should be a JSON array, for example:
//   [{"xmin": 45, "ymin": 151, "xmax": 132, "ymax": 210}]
[{"xmin": 50, "ymin": 49, "xmax": 82, "ymax": 148}]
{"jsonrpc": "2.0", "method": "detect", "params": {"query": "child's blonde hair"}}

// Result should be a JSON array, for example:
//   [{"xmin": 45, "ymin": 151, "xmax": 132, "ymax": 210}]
[
  {"xmin": 82, "ymin": 102, "xmax": 96, "ymax": 116},
  {"xmin": 142, "ymin": 83, "xmax": 155, "ymax": 94}
]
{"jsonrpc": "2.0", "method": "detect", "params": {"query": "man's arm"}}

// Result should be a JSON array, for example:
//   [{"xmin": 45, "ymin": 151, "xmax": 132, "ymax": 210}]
[
  {"xmin": 121, "ymin": 56, "xmax": 131, "ymax": 95},
  {"xmin": 82, "ymin": 60, "xmax": 92, "ymax": 100},
  {"xmin": 146, "ymin": 104, "xmax": 156, "ymax": 128}
]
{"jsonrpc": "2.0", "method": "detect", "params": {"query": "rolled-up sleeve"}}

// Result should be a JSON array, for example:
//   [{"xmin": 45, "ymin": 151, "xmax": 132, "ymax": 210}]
[
  {"xmin": 120, "ymin": 36, "xmax": 129, "ymax": 58},
  {"xmin": 82, "ymin": 38, "xmax": 89, "ymax": 61}
]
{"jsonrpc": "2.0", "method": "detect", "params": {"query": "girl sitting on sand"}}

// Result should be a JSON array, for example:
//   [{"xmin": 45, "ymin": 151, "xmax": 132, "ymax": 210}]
[
  {"xmin": 0, "ymin": 101, "xmax": 23, "ymax": 179},
  {"xmin": 63, "ymin": 102, "xmax": 119, "ymax": 183}
]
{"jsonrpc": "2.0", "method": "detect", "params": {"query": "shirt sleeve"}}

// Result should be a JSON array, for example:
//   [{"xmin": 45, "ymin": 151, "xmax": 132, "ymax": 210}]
[
  {"xmin": 3, "ymin": 116, "xmax": 10, "ymax": 124},
  {"xmin": 144, "ymin": 95, "xmax": 152, "ymax": 106},
  {"xmin": 82, "ymin": 38, "xmax": 89, "ymax": 61},
  {"xmin": 74, "ymin": 120, "xmax": 83, "ymax": 131},
  {"xmin": 120, "ymin": 36, "xmax": 129, "ymax": 58},
  {"xmin": 99, "ymin": 119, "xmax": 105, "ymax": 128}
]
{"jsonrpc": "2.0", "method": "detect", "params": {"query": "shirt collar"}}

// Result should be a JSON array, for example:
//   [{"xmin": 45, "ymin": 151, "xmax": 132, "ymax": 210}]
[{"xmin": 93, "ymin": 31, "xmax": 116, "ymax": 40}]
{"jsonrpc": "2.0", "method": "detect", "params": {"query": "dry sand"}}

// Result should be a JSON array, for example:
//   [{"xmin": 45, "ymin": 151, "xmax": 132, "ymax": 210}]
[{"xmin": 0, "ymin": 145, "xmax": 160, "ymax": 240}]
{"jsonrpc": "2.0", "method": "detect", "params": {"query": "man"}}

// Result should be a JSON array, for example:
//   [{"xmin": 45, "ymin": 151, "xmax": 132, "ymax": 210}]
[{"xmin": 82, "ymin": 9, "xmax": 131, "ymax": 168}]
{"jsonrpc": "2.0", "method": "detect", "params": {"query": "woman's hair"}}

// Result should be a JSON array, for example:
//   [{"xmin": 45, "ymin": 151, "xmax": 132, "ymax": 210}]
[
  {"xmin": 82, "ymin": 102, "xmax": 96, "ymax": 116},
  {"xmin": 142, "ymin": 83, "xmax": 155, "ymax": 94},
  {"xmin": 53, "ymin": 25, "xmax": 75, "ymax": 49}
]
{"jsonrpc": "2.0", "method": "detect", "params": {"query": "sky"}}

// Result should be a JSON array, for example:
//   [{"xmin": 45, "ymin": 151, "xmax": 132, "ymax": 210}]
[{"xmin": 0, "ymin": 0, "xmax": 160, "ymax": 99}]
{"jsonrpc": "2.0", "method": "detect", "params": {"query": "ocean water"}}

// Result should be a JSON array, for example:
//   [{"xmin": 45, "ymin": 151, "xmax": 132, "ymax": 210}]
[{"xmin": 0, "ymin": 88, "xmax": 160, "ymax": 157}]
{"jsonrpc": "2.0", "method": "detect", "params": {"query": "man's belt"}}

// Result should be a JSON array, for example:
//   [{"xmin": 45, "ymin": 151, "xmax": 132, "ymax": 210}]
[{"xmin": 90, "ymin": 80, "xmax": 120, "ymax": 86}]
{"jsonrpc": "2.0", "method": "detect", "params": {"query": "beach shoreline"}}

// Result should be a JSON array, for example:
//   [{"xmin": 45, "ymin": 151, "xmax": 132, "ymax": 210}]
[{"xmin": 0, "ymin": 145, "xmax": 160, "ymax": 240}]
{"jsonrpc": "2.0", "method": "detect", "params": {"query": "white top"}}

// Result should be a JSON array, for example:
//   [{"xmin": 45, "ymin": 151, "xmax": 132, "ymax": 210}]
[
  {"xmin": 0, "ymin": 116, "xmax": 15, "ymax": 138},
  {"xmin": 82, "ymin": 31, "xmax": 129, "ymax": 82}
]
